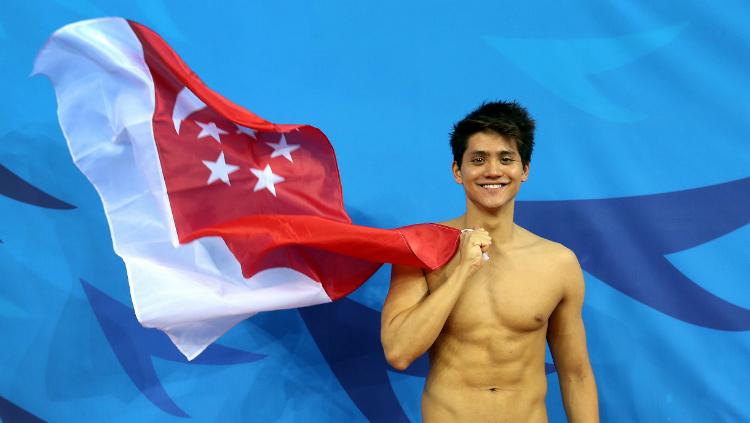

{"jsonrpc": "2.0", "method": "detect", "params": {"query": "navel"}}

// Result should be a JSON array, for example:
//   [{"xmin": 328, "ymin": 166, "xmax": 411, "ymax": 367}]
[{"xmin": 485, "ymin": 386, "xmax": 513, "ymax": 393}]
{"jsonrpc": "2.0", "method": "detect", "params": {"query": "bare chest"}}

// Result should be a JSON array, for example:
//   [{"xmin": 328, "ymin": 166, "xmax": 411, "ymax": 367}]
[{"xmin": 426, "ymin": 252, "xmax": 563, "ymax": 334}]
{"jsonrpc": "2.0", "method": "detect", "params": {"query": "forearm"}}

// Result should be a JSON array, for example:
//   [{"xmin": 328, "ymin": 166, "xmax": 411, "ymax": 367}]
[
  {"xmin": 559, "ymin": 366, "xmax": 599, "ymax": 423},
  {"xmin": 382, "ymin": 264, "xmax": 472, "ymax": 370}
]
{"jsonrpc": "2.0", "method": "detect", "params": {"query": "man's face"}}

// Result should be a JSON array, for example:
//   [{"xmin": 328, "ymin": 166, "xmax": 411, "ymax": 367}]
[{"xmin": 452, "ymin": 131, "xmax": 529, "ymax": 211}]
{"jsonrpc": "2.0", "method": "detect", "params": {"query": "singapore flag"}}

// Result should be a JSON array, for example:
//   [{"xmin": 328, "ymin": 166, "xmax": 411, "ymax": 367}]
[{"xmin": 33, "ymin": 18, "xmax": 460, "ymax": 360}]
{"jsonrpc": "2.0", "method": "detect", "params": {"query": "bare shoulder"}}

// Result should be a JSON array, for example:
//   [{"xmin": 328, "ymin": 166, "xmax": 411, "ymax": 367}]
[{"xmin": 515, "ymin": 226, "xmax": 581, "ymax": 277}]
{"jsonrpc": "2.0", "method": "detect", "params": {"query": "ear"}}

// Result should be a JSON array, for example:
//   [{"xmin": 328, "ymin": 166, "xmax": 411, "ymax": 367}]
[
  {"xmin": 452, "ymin": 161, "xmax": 463, "ymax": 184},
  {"xmin": 521, "ymin": 163, "xmax": 530, "ymax": 182}
]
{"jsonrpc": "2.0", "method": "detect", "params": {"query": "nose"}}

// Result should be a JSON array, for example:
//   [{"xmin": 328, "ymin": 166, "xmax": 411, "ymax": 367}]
[{"xmin": 484, "ymin": 158, "xmax": 504, "ymax": 177}]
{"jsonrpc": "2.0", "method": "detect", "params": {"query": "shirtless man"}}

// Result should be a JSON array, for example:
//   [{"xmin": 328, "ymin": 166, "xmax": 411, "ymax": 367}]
[{"xmin": 381, "ymin": 101, "xmax": 599, "ymax": 422}]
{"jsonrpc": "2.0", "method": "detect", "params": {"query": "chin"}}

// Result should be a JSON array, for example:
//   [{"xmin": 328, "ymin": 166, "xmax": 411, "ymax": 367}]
[
  {"xmin": 466, "ymin": 186, "xmax": 519, "ymax": 209},
  {"xmin": 480, "ymin": 202, "xmax": 510, "ymax": 211},
  {"xmin": 470, "ymin": 197, "xmax": 513, "ymax": 211}
]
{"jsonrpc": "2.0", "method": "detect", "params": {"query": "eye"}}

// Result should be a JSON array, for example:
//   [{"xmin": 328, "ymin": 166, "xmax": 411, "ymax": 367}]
[
  {"xmin": 501, "ymin": 157, "xmax": 515, "ymax": 164},
  {"xmin": 471, "ymin": 157, "xmax": 485, "ymax": 164}
]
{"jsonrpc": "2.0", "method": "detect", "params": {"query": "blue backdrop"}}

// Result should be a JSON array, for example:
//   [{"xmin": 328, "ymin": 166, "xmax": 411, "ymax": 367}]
[{"xmin": 2, "ymin": 1, "xmax": 749, "ymax": 422}]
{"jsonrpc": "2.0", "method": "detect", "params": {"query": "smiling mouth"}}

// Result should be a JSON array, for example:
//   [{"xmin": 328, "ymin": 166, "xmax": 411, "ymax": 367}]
[{"xmin": 479, "ymin": 183, "xmax": 508, "ymax": 189}]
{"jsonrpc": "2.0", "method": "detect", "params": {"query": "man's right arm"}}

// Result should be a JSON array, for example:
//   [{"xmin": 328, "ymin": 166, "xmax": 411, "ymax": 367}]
[{"xmin": 380, "ymin": 229, "xmax": 489, "ymax": 371}]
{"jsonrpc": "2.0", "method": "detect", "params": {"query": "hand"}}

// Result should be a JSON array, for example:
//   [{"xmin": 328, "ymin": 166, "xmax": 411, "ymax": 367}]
[{"xmin": 459, "ymin": 228, "xmax": 491, "ymax": 272}]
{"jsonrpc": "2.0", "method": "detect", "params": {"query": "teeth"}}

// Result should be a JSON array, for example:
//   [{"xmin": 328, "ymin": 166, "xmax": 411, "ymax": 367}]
[{"xmin": 482, "ymin": 184, "xmax": 503, "ymax": 189}]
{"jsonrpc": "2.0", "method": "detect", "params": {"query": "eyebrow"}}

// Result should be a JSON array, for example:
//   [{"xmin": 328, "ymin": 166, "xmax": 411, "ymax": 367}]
[{"xmin": 469, "ymin": 150, "xmax": 518, "ymax": 156}]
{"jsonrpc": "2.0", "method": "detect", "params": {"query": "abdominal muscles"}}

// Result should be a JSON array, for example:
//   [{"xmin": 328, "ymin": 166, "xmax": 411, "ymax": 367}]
[{"xmin": 422, "ymin": 324, "xmax": 550, "ymax": 422}]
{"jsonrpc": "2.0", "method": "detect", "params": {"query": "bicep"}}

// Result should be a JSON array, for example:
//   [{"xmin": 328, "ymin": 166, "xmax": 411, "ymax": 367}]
[
  {"xmin": 547, "ymin": 252, "xmax": 590, "ymax": 373},
  {"xmin": 381, "ymin": 264, "xmax": 429, "ymax": 330}
]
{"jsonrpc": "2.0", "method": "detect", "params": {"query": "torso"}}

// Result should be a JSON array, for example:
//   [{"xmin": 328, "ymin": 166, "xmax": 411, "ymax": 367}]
[{"xmin": 422, "ymin": 220, "xmax": 567, "ymax": 422}]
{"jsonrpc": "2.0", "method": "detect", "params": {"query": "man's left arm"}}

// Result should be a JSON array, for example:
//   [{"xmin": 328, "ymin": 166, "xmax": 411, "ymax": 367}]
[{"xmin": 547, "ymin": 249, "xmax": 599, "ymax": 423}]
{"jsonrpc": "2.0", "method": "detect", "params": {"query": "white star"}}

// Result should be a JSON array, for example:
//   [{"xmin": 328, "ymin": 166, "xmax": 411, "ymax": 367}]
[
  {"xmin": 265, "ymin": 134, "xmax": 301, "ymax": 162},
  {"xmin": 195, "ymin": 121, "xmax": 228, "ymax": 143},
  {"xmin": 250, "ymin": 164, "xmax": 285, "ymax": 196},
  {"xmin": 202, "ymin": 152, "xmax": 239, "ymax": 185},
  {"xmin": 236, "ymin": 126, "xmax": 257, "ymax": 139}
]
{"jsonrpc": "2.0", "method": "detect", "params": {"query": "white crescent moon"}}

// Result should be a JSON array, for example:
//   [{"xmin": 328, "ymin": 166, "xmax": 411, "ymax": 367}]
[{"xmin": 172, "ymin": 87, "xmax": 207, "ymax": 134}]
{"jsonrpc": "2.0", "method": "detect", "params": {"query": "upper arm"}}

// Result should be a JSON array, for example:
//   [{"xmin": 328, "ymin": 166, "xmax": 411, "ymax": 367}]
[
  {"xmin": 381, "ymin": 264, "xmax": 429, "ymax": 334},
  {"xmin": 547, "ymin": 248, "xmax": 591, "ymax": 375}
]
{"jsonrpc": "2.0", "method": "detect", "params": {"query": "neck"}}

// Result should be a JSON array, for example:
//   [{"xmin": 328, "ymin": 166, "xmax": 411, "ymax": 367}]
[{"xmin": 461, "ymin": 200, "xmax": 517, "ymax": 245}]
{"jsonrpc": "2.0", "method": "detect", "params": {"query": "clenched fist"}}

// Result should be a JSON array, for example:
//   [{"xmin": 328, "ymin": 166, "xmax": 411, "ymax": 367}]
[{"xmin": 459, "ymin": 228, "xmax": 491, "ymax": 271}]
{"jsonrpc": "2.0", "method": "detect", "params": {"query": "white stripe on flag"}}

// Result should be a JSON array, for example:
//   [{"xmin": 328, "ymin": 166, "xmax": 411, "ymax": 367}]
[{"xmin": 33, "ymin": 18, "xmax": 332, "ymax": 361}]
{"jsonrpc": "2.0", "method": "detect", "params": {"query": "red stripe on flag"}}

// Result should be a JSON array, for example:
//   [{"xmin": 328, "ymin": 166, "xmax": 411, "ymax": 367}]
[
  {"xmin": 126, "ymin": 20, "xmax": 460, "ymax": 299},
  {"xmin": 186, "ymin": 216, "xmax": 460, "ymax": 270}
]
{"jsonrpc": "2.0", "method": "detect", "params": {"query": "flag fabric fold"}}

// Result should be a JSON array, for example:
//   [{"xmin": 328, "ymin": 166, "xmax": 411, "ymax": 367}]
[{"xmin": 34, "ymin": 17, "xmax": 460, "ymax": 360}]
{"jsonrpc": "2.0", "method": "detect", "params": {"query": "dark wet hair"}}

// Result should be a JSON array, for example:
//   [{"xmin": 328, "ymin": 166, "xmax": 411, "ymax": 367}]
[{"xmin": 450, "ymin": 100, "xmax": 535, "ymax": 169}]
